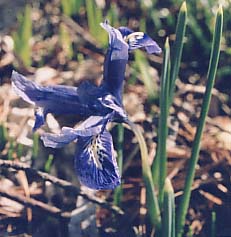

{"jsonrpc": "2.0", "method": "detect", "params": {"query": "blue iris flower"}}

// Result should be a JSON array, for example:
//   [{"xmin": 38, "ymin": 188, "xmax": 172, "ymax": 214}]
[{"xmin": 11, "ymin": 21, "xmax": 161, "ymax": 190}]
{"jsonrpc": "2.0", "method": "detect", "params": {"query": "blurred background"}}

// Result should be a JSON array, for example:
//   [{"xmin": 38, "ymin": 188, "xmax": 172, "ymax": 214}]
[{"xmin": 0, "ymin": 0, "xmax": 231, "ymax": 236}]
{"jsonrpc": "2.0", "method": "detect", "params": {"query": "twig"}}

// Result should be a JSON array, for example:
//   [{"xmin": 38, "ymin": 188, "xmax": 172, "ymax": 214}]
[
  {"xmin": 176, "ymin": 79, "xmax": 228, "ymax": 103},
  {"xmin": 0, "ymin": 188, "xmax": 71, "ymax": 219},
  {"xmin": 0, "ymin": 159, "xmax": 124, "ymax": 216}
]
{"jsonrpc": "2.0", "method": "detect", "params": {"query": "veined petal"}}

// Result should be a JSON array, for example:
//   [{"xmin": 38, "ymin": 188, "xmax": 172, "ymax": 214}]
[
  {"xmin": 41, "ymin": 115, "xmax": 112, "ymax": 148},
  {"xmin": 119, "ymin": 27, "xmax": 162, "ymax": 54},
  {"xmin": 75, "ymin": 130, "xmax": 120, "ymax": 190},
  {"xmin": 11, "ymin": 71, "xmax": 95, "ymax": 129}
]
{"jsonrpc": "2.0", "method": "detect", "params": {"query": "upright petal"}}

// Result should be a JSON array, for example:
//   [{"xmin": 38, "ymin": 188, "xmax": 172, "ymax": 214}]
[
  {"xmin": 100, "ymin": 21, "xmax": 128, "ymax": 103},
  {"xmin": 100, "ymin": 21, "xmax": 129, "ymax": 60},
  {"xmin": 75, "ymin": 130, "xmax": 120, "ymax": 190}
]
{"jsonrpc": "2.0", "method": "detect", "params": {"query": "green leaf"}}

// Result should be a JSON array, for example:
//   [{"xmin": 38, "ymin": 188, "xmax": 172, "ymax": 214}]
[{"xmin": 176, "ymin": 6, "xmax": 223, "ymax": 237}]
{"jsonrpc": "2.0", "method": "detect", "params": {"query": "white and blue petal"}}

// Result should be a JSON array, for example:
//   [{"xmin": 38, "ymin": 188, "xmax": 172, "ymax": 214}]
[
  {"xmin": 100, "ymin": 95, "xmax": 127, "ymax": 121},
  {"xmin": 75, "ymin": 130, "xmax": 120, "ymax": 190},
  {"xmin": 119, "ymin": 27, "xmax": 162, "ymax": 54},
  {"xmin": 41, "ymin": 115, "xmax": 112, "ymax": 148}
]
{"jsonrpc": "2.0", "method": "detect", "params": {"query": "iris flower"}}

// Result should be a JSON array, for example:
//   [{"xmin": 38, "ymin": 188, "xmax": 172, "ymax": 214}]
[{"xmin": 11, "ymin": 21, "xmax": 161, "ymax": 190}]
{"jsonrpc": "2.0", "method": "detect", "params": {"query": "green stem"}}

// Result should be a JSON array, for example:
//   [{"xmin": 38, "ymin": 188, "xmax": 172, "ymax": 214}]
[
  {"xmin": 176, "ymin": 6, "xmax": 223, "ymax": 237},
  {"xmin": 129, "ymin": 121, "xmax": 161, "ymax": 229},
  {"xmin": 113, "ymin": 124, "xmax": 124, "ymax": 206}
]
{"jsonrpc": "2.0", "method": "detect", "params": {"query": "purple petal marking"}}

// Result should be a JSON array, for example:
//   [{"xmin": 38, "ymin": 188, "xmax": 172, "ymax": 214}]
[{"xmin": 75, "ymin": 130, "xmax": 121, "ymax": 190}]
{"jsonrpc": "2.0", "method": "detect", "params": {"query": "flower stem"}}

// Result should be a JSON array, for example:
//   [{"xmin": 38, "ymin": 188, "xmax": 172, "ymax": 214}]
[
  {"xmin": 113, "ymin": 124, "xmax": 124, "ymax": 206},
  {"xmin": 129, "ymin": 121, "xmax": 161, "ymax": 229}
]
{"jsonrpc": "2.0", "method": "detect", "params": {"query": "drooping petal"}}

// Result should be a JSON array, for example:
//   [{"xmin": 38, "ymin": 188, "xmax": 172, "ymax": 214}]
[
  {"xmin": 11, "ymin": 71, "xmax": 97, "ymax": 129},
  {"xmin": 119, "ymin": 27, "xmax": 162, "ymax": 54},
  {"xmin": 41, "ymin": 115, "xmax": 113, "ymax": 148},
  {"xmin": 75, "ymin": 130, "xmax": 120, "ymax": 190},
  {"xmin": 12, "ymin": 71, "xmax": 88, "ymax": 113}
]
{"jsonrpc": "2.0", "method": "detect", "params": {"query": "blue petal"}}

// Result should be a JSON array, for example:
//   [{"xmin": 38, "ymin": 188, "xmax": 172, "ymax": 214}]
[
  {"xmin": 11, "ymin": 71, "xmax": 90, "ymax": 125},
  {"xmin": 119, "ymin": 27, "xmax": 162, "ymax": 54},
  {"xmin": 41, "ymin": 115, "xmax": 113, "ymax": 148},
  {"xmin": 118, "ymin": 26, "xmax": 133, "ymax": 37},
  {"xmin": 100, "ymin": 21, "xmax": 129, "ymax": 60},
  {"xmin": 100, "ymin": 95, "xmax": 127, "ymax": 121},
  {"xmin": 33, "ymin": 107, "xmax": 45, "ymax": 131},
  {"xmin": 102, "ymin": 57, "xmax": 127, "ymax": 103},
  {"xmin": 41, "ymin": 127, "xmax": 79, "ymax": 148},
  {"xmin": 100, "ymin": 22, "xmax": 130, "ymax": 103},
  {"xmin": 75, "ymin": 130, "xmax": 120, "ymax": 190}
]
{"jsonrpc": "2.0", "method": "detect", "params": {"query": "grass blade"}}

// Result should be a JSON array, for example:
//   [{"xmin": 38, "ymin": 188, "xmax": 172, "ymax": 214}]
[
  {"xmin": 0, "ymin": 124, "xmax": 8, "ymax": 151},
  {"xmin": 176, "ymin": 6, "xmax": 223, "ymax": 237},
  {"xmin": 169, "ymin": 1, "xmax": 187, "ymax": 105},
  {"xmin": 44, "ymin": 154, "xmax": 54, "ymax": 173},
  {"xmin": 211, "ymin": 211, "xmax": 216, "ymax": 237},
  {"xmin": 152, "ymin": 38, "xmax": 170, "ymax": 199},
  {"xmin": 162, "ymin": 178, "xmax": 175, "ymax": 237},
  {"xmin": 32, "ymin": 133, "xmax": 39, "ymax": 160},
  {"xmin": 135, "ymin": 50, "xmax": 158, "ymax": 101},
  {"xmin": 13, "ymin": 4, "xmax": 32, "ymax": 67}
]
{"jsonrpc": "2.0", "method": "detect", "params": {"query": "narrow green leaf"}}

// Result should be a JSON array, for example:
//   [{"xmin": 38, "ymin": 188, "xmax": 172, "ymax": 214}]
[
  {"xmin": 13, "ymin": 5, "xmax": 32, "ymax": 67},
  {"xmin": 211, "ymin": 211, "xmax": 216, "ymax": 237},
  {"xmin": 162, "ymin": 178, "xmax": 175, "ymax": 237},
  {"xmin": 61, "ymin": 0, "xmax": 72, "ymax": 16},
  {"xmin": 0, "ymin": 124, "xmax": 8, "ymax": 151},
  {"xmin": 44, "ymin": 154, "xmax": 54, "ymax": 173},
  {"xmin": 32, "ymin": 133, "xmax": 39, "ymax": 159},
  {"xmin": 135, "ymin": 50, "xmax": 158, "ymax": 101},
  {"xmin": 176, "ymin": 6, "xmax": 223, "ymax": 237},
  {"xmin": 158, "ymin": 38, "xmax": 171, "ymax": 205},
  {"xmin": 59, "ymin": 23, "xmax": 73, "ymax": 59},
  {"xmin": 152, "ymin": 38, "xmax": 170, "ymax": 199},
  {"xmin": 8, "ymin": 139, "xmax": 15, "ymax": 160},
  {"xmin": 169, "ymin": 1, "xmax": 187, "ymax": 105}
]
